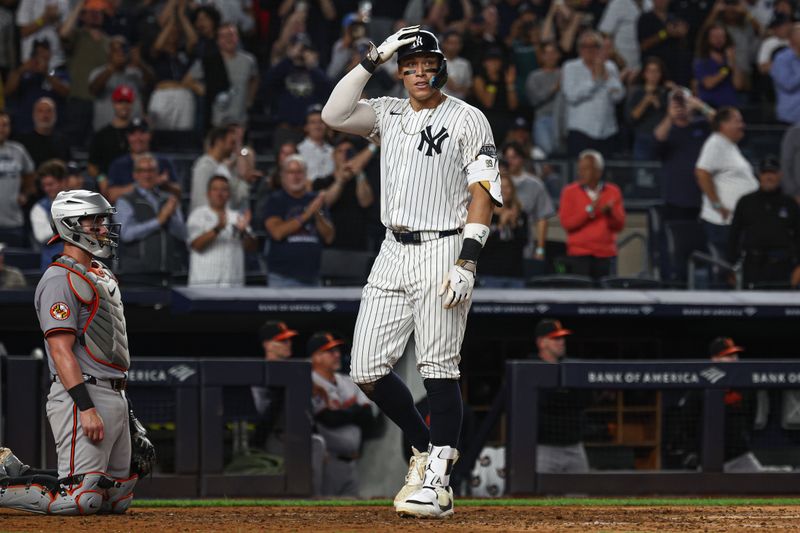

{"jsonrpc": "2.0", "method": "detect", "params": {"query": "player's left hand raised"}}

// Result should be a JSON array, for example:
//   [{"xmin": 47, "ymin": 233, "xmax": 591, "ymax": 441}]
[{"xmin": 438, "ymin": 260, "xmax": 476, "ymax": 309}]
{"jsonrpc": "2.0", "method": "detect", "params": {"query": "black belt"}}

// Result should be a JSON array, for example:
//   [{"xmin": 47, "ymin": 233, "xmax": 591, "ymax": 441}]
[
  {"xmin": 392, "ymin": 228, "xmax": 462, "ymax": 245},
  {"xmin": 52, "ymin": 373, "xmax": 127, "ymax": 392}
]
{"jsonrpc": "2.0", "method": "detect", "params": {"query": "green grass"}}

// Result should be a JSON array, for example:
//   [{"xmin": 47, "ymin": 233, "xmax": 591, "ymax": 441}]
[{"xmin": 132, "ymin": 497, "xmax": 800, "ymax": 508}]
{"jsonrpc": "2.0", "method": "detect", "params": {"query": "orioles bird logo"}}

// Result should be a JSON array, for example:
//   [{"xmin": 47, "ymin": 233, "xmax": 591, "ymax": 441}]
[{"xmin": 50, "ymin": 302, "xmax": 71, "ymax": 321}]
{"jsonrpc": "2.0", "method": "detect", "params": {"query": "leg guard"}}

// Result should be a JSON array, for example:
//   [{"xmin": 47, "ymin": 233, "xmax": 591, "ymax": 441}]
[
  {"xmin": 48, "ymin": 473, "xmax": 112, "ymax": 515},
  {"xmin": 100, "ymin": 474, "xmax": 138, "ymax": 514},
  {"xmin": 0, "ymin": 475, "xmax": 60, "ymax": 514}
]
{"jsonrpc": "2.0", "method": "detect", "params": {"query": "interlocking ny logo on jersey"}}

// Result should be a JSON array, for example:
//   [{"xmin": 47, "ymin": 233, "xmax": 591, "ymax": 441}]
[{"xmin": 418, "ymin": 126, "xmax": 449, "ymax": 156}]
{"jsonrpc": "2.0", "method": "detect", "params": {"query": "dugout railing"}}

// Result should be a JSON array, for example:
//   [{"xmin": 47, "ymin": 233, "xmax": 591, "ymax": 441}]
[
  {"xmin": 507, "ymin": 360, "xmax": 800, "ymax": 495},
  {"xmin": 0, "ymin": 356, "xmax": 312, "ymax": 498}
]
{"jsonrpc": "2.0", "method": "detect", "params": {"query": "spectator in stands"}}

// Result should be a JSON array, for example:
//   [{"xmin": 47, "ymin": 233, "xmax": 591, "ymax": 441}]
[
  {"xmin": 559, "ymin": 149, "xmax": 625, "ymax": 279},
  {"xmin": 441, "ymin": 30, "xmax": 472, "ymax": 100},
  {"xmin": 757, "ymin": 13, "xmax": 791, "ymax": 76},
  {"xmin": 771, "ymin": 23, "xmax": 800, "ymax": 125},
  {"xmin": 145, "ymin": 2, "xmax": 198, "ymax": 132},
  {"xmin": 480, "ymin": 169, "xmax": 528, "ymax": 287},
  {"xmin": 263, "ymin": 33, "xmax": 332, "ymax": 131},
  {"xmin": 106, "ymin": 118, "xmax": 178, "ymax": 203},
  {"xmin": 462, "ymin": 4, "xmax": 510, "ymax": 71},
  {"xmin": 598, "ymin": 0, "xmax": 651, "ymax": 73},
  {"xmin": 503, "ymin": 142, "xmax": 554, "ymax": 264},
  {"xmin": 61, "ymin": 0, "xmax": 111, "ymax": 145},
  {"xmin": 653, "ymin": 88, "xmax": 714, "ymax": 223},
  {"xmin": 223, "ymin": 122, "xmax": 262, "ymax": 212},
  {"xmin": 297, "ymin": 105, "xmax": 334, "ymax": 183},
  {"xmin": 87, "ymin": 83, "xmax": 133, "ymax": 180},
  {"xmin": 0, "ymin": 111, "xmax": 35, "ymax": 247},
  {"xmin": 695, "ymin": 107, "xmax": 758, "ymax": 253},
  {"xmin": 312, "ymin": 137, "xmax": 375, "ymax": 251},
  {"xmin": 533, "ymin": 319, "xmax": 589, "ymax": 474},
  {"xmin": 309, "ymin": 331, "xmax": 376, "ymax": 497},
  {"xmin": 0, "ymin": 243, "xmax": 26, "ymax": 289},
  {"xmin": 190, "ymin": 126, "xmax": 236, "ymax": 212},
  {"xmin": 694, "ymin": 23, "xmax": 744, "ymax": 108},
  {"xmin": 16, "ymin": 0, "xmax": 68, "ymax": 69},
  {"xmin": 16, "ymin": 97, "xmax": 70, "ymax": 167},
  {"xmin": 254, "ymin": 141, "xmax": 297, "ymax": 215},
  {"xmin": 187, "ymin": 175, "xmax": 256, "ymax": 287},
  {"xmin": 30, "ymin": 159, "xmax": 66, "ymax": 270},
  {"xmin": 625, "ymin": 57, "xmax": 669, "ymax": 161},
  {"xmin": 261, "ymin": 155, "xmax": 334, "ymax": 287},
  {"xmin": 728, "ymin": 156, "xmax": 800, "ymax": 288},
  {"xmin": 540, "ymin": 0, "xmax": 583, "ymax": 59},
  {"xmin": 637, "ymin": 0, "xmax": 693, "ymax": 86},
  {"xmin": 525, "ymin": 42, "xmax": 562, "ymax": 156},
  {"xmin": 115, "ymin": 152, "xmax": 187, "ymax": 286},
  {"xmin": 4, "ymin": 40, "xmax": 70, "ymax": 135},
  {"xmin": 507, "ymin": 9, "xmax": 541, "ymax": 96},
  {"xmin": 702, "ymin": 0, "xmax": 760, "ymax": 93},
  {"xmin": 185, "ymin": 23, "xmax": 258, "ymax": 128},
  {"xmin": 473, "ymin": 46, "xmax": 519, "ymax": 142},
  {"xmin": 562, "ymin": 30, "xmax": 625, "ymax": 158},
  {"xmin": 88, "ymin": 37, "xmax": 145, "ymax": 132},
  {"xmin": 780, "ymin": 122, "xmax": 800, "ymax": 205},
  {"xmin": 327, "ymin": 13, "xmax": 368, "ymax": 82},
  {"xmin": 65, "ymin": 160, "xmax": 95, "ymax": 192}
]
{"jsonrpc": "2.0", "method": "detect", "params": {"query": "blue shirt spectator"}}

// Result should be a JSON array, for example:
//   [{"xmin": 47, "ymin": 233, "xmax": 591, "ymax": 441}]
[{"xmin": 770, "ymin": 36, "xmax": 800, "ymax": 125}]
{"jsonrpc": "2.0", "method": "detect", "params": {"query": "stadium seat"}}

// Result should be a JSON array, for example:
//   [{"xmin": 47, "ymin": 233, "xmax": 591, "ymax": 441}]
[
  {"xmin": 525, "ymin": 274, "xmax": 595, "ymax": 288},
  {"xmin": 319, "ymin": 249, "xmax": 375, "ymax": 287},
  {"xmin": 3, "ymin": 248, "xmax": 39, "ymax": 270}
]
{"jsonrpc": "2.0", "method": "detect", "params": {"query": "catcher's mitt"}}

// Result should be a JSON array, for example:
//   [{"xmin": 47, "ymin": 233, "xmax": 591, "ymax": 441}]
[{"xmin": 128, "ymin": 402, "xmax": 156, "ymax": 477}]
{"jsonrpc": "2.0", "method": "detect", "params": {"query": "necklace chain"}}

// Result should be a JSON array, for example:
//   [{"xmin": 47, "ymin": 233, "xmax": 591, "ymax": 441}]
[{"xmin": 399, "ymin": 94, "xmax": 443, "ymax": 136}]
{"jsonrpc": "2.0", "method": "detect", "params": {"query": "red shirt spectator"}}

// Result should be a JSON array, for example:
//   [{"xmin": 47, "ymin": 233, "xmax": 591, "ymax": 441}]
[{"xmin": 558, "ymin": 150, "xmax": 625, "ymax": 278}]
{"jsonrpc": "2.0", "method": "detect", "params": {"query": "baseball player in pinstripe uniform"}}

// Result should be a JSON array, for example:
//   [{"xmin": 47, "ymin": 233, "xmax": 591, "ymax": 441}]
[{"xmin": 322, "ymin": 28, "xmax": 502, "ymax": 518}]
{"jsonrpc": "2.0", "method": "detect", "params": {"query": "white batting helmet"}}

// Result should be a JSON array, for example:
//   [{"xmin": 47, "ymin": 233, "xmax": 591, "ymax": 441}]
[{"xmin": 50, "ymin": 190, "xmax": 119, "ymax": 259}]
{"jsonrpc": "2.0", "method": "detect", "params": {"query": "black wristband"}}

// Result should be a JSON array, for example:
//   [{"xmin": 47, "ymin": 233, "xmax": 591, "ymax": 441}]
[
  {"xmin": 67, "ymin": 382, "xmax": 95, "ymax": 411},
  {"xmin": 458, "ymin": 237, "xmax": 482, "ymax": 262},
  {"xmin": 360, "ymin": 57, "xmax": 377, "ymax": 74}
]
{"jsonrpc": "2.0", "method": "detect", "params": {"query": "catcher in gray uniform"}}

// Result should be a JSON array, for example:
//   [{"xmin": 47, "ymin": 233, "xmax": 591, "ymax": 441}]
[{"xmin": 0, "ymin": 190, "xmax": 154, "ymax": 515}]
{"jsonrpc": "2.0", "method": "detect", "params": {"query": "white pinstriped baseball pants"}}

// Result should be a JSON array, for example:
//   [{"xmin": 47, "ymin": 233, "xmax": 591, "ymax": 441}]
[{"xmin": 350, "ymin": 231, "xmax": 469, "ymax": 384}]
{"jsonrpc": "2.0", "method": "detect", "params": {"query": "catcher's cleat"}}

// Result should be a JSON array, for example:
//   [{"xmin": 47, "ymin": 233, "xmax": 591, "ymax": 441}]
[
  {"xmin": 396, "ymin": 485, "xmax": 454, "ymax": 519},
  {"xmin": 0, "ymin": 447, "xmax": 30, "ymax": 479},
  {"xmin": 393, "ymin": 447, "xmax": 428, "ymax": 509}
]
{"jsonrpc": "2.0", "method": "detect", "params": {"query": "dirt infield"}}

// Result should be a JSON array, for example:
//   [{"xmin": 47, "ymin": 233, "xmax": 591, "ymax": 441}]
[{"xmin": 2, "ymin": 505, "xmax": 800, "ymax": 532}]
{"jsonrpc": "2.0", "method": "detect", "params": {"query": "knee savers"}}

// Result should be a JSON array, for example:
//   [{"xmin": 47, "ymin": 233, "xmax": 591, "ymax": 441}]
[{"xmin": 0, "ymin": 472, "xmax": 137, "ymax": 515}]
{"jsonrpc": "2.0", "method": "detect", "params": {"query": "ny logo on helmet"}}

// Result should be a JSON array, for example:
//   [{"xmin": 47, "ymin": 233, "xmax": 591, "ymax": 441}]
[
  {"xmin": 418, "ymin": 126, "xmax": 449, "ymax": 156},
  {"xmin": 413, "ymin": 35, "xmax": 424, "ymax": 47}
]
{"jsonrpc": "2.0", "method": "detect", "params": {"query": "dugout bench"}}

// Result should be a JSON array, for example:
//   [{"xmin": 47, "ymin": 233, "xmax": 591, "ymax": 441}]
[
  {"xmin": 506, "ymin": 360, "xmax": 800, "ymax": 495},
  {"xmin": 0, "ymin": 356, "xmax": 312, "ymax": 498}
]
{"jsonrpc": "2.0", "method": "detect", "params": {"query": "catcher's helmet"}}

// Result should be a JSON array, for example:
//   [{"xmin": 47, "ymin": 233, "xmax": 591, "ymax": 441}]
[
  {"xmin": 50, "ymin": 190, "xmax": 120, "ymax": 259},
  {"xmin": 396, "ymin": 30, "xmax": 448, "ymax": 90}
]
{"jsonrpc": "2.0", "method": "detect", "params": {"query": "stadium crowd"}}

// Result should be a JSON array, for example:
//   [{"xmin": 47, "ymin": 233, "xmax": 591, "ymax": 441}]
[{"xmin": 0, "ymin": 0, "xmax": 799, "ymax": 289}]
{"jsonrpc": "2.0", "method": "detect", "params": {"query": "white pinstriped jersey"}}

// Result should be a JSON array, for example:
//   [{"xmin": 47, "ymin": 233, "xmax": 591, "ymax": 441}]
[{"xmin": 363, "ymin": 95, "xmax": 495, "ymax": 232}]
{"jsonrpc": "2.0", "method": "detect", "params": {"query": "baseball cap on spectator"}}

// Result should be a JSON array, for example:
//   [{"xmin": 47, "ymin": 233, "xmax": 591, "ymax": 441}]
[
  {"xmin": 535, "ymin": 319, "xmax": 572, "ymax": 339},
  {"xmin": 112, "ymin": 85, "xmax": 135, "ymax": 103},
  {"xmin": 307, "ymin": 331, "xmax": 345, "ymax": 356},
  {"xmin": 291, "ymin": 33, "xmax": 313, "ymax": 49},
  {"xmin": 259, "ymin": 321, "xmax": 298, "ymax": 342},
  {"xmin": 128, "ymin": 117, "xmax": 150, "ymax": 133},
  {"xmin": 511, "ymin": 116, "xmax": 530, "ymax": 131},
  {"xmin": 306, "ymin": 104, "xmax": 323, "ymax": 118},
  {"xmin": 66, "ymin": 161, "xmax": 83, "ymax": 175},
  {"xmin": 759, "ymin": 155, "xmax": 780, "ymax": 173},
  {"xmin": 708, "ymin": 337, "xmax": 744, "ymax": 358}
]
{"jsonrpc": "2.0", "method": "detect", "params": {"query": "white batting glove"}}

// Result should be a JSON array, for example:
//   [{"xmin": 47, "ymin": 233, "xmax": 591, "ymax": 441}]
[
  {"xmin": 374, "ymin": 25, "xmax": 420, "ymax": 65},
  {"xmin": 438, "ymin": 260, "xmax": 476, "ymax": 309}
]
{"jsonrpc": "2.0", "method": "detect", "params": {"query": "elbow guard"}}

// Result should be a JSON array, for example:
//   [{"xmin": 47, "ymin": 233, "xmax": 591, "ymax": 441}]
[{"xmin": 466, "ymin": 154, "xmax": 503, "ymax": 207}]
